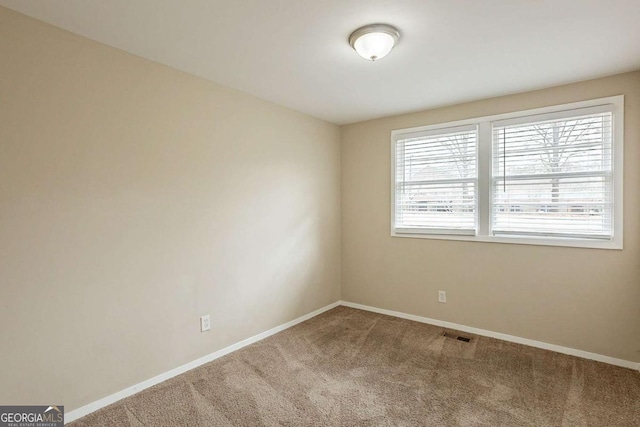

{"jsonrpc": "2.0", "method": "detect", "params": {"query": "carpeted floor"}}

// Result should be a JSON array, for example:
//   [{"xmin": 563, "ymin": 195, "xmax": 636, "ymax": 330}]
[{"xmin": 70, "ymin": 306, "xmax": 640, "ymax": 426}]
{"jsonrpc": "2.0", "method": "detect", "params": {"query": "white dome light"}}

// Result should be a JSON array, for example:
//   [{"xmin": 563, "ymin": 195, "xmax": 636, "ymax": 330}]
[{"xmin": 349, "ymin": 24, "xmax": 400, "ymax": 61}]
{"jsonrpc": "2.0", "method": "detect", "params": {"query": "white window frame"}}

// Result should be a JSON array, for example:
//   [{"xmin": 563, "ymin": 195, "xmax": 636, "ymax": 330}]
[
  {"xmin": 393, "ymin": 123, "xmax": 479, "ymax": 236},
  {"xmin": 391, "ymin": 95, "xmax": 624, "ymax": 250}
]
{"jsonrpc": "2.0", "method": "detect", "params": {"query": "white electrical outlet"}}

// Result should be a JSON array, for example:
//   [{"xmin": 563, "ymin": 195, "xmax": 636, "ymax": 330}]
[
  {"xmin": 200, "ymin": 315, "xmax": 211, "ymax": 332},
  {"xmin": 438, "ymin": 291, "xmax": 447, "ymax": 303}
]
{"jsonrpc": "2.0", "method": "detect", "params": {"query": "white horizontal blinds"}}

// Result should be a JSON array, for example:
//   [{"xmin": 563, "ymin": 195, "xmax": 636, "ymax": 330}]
[
  {"xmin": 395, "ymin": 125, "xmax": 478, "ymax": 234},
  {"xmin": 492, "ymin": 109, "xmax": 613, "ymax": 239}
]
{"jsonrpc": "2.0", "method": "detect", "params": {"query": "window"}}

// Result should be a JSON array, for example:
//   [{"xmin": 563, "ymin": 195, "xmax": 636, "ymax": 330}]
[
  {"xmin": 394, "ymin": 125, "xmax": 478, "ymax": 235},
  {"xmin": 391, "ymin": 96, "xmax": 623, "ymax": 249}
]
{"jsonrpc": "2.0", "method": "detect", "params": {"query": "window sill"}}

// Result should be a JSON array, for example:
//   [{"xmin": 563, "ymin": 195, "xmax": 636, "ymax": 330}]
[{"xmin": 391, "ymin": 230, "xmax": 623, "ymax": 250}]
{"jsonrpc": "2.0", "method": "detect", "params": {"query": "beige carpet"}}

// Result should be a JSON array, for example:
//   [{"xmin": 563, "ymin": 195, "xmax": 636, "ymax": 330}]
[{"xmin": 70, "ymin": 306, "xmax": 640, "ymax": 426}]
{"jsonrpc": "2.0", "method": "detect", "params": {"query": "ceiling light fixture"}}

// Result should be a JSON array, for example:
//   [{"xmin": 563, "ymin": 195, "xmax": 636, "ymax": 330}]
[{"xmin": 349, "ymin": 24, "xmax": 400, "ymax": 61}]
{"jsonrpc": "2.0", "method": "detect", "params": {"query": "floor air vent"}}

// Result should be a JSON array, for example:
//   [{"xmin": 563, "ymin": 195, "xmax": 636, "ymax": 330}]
[{"xmin": 441, "ymin": 331, "xmax": 472, "ymax": 342}]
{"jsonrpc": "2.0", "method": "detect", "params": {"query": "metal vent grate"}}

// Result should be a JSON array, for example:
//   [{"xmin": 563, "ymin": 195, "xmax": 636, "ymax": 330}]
[{"xmin": 441, "ymin": 331, "xmax": 472, "ymax": 342}]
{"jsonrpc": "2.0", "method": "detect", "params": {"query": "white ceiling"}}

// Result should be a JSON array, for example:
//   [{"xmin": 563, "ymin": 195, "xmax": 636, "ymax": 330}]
[{"xmin": 2, "ymin": 0, "xmax": 639, "ymax": 125}]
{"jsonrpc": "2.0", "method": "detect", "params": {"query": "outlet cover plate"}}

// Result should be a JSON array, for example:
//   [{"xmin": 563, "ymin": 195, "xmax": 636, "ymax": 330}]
[
  {"xmin": 438, "ymin": 291, "xmax": 447, "ymax": 303},
  {"xmin": 200, "ymin": 315, "xmax": 211, "ymax": 332}
]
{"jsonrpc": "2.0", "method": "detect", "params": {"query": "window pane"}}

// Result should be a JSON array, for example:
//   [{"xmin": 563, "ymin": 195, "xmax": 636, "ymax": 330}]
[
  {"xmin": 395, "ymin": 127, "xmax": 477, "ymax": 233},
  {"xmin": 492, "ymin": 112, "xmax": 612, "ymax": 239},
  {"xmin": 397, "ymin": 181, "xmax": 476, "ymax": 230}
]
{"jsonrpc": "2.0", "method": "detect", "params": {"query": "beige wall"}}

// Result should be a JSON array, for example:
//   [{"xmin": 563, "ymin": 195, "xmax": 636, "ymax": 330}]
[
  {"xmin": 0, "ymin": 7, "xmax": 340, "ymax": 410},
  {"xmin": 341, "ymin": 71, "xmax": 640, "ymax": 363}
]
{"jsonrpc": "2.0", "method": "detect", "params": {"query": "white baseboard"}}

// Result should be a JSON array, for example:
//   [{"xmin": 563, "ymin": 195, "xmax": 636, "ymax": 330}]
[
  {"xmin": 66, "ymin": 298, "xmax": 638, "ymax": 423},
  {"xmin": 339, "ymin": 300, "xmax": 640, "ymax": 371},
  {"xmin": 65, "ymin": 301, "xmax": 341, "ymax": 424}
]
